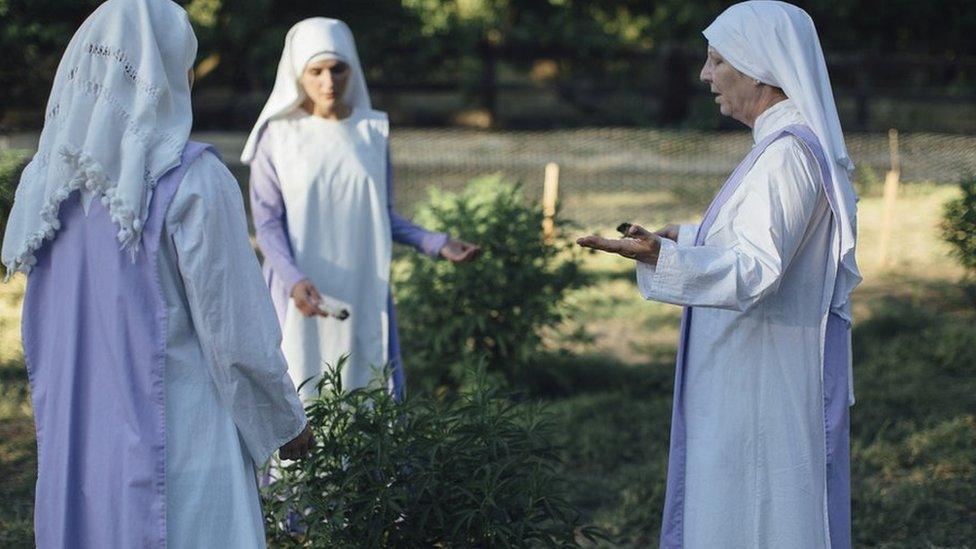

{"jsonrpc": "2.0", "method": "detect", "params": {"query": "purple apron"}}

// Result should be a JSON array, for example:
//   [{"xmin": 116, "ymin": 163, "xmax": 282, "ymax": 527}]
[
  {"xmin": 659, "ymin": 125, "xmax": 851, "ymax": 548},
  {"xmin": 22, "ymin": 141, "xmax": 213, "ymax": 548}
]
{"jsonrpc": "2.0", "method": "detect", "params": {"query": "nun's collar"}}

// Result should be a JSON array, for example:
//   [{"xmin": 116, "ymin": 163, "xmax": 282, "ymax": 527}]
[{"xmin": 752, "ymin": 98, "xmax": 804, "ymax": 144}]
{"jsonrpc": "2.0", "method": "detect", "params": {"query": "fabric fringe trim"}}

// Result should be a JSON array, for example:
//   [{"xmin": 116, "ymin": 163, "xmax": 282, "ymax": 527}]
[{"xmin": 4, "ymin": 147, "xmax": 152, "ymax": 280}]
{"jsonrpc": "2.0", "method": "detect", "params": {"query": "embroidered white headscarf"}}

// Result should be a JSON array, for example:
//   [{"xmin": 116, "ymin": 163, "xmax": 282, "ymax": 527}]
[
  {"xmin": 2, "ymin": 0, "xmax": 196, "ymax": 276},
  {"xmin": 703, "ymin": 0, "xmax": 861, "ymax": 319},
  {"xmin": 240, "ymin": 17, "xmax": 371, "ymax": 164}
]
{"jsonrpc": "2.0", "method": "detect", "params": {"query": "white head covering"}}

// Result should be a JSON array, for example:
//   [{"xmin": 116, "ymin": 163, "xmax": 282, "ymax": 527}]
[
  {"xmin": 240, "ymin": 18, "xmax": 371, "ymax": 164},
  {"xmin": 1, "ymin": 0, "xmax": 196, "ymax": 276},
  {"xmin": 703, "ymin": 0, "xmax": 861, "ymax": 318}
]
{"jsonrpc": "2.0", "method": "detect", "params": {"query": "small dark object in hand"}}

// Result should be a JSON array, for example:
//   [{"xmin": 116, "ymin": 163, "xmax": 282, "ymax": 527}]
[
  {"xmin": 616, "ymin": 222, "xmax": 633, "ymax": 236},
  {"xmin": 318, "ymin": 304, "xmax": 351, "ymax": 321}
]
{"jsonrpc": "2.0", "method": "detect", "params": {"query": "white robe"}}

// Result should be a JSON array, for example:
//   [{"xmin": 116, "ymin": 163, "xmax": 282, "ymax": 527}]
[
  {"xmin": 266, "ymin": 108, "xmax": 392, "ymax": 399},
  {"xmin": 637, "ymin": 100, "xmax": 839, "ymax": 547},
  {"xmin": 159, "ymin": 151, "xmax": 307, "ymax": 548}
]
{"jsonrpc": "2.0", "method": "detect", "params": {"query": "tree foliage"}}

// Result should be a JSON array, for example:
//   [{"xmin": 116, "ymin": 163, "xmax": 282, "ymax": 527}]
[
  {"xmin": 2, "ymin": 0, "xmax": 974, "ymax": 125},
  {"xmin": 941, "ymin": 178, "xmax": 976, "ymax": 275}
]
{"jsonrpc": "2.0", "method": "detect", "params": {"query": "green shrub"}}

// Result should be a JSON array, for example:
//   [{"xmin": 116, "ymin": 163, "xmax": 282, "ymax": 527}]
[
  {"xmin": 263, "ymin": 358, "xmax": 605, "ymax": 548},
  {"xmin": 941, "ymin": 178, "xmax": 976, "ymax": 274},
  {"xmin": 852, "ymin": 164, "xmax": 884, "ymax": 198},
  {"xmin": 395, "ymin": 175, "xmax": 583, "ymax": 392},
  {"xmin": 0, "ymin": 150, "xmax": 30, "ymax": 276}
]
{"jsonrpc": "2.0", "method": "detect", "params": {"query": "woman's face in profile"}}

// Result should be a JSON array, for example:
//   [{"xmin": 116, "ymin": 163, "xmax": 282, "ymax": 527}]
[{"xmin": 700, "ymin": 47, "xmax": 759, "ymax": 124}]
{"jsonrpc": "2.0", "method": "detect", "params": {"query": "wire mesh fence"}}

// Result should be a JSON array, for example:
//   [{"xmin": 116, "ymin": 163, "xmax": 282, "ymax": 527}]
[
  {"xmin": 385, "ymin": 129, "xmax": 976, "ymax": 228},
  {"xmin": 4, "ymin": 129, "xmax": 976, "ymax": 229}
]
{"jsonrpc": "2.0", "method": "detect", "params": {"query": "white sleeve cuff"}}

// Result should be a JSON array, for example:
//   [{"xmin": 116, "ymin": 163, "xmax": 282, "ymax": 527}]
[{"xmin": 636, "ymin": 237, "xmax": 678, "ymax": 300}]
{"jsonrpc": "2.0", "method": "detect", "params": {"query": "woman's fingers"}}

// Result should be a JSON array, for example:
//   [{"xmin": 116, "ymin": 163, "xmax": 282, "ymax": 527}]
[
  {"xmin": 576, "ymin": 235, "xmax": 642, "ymax": 258},
  {"xmin": 653, "ymin": 224, "xmax": 680, "ymax": 241},
  {"xmin": 577, "ymin": 234, "xmax": 662, "ymax": 264},
  {"xmin": 295, "ymin": 293, "xmax": 322, "ymax": 317},
  {"xmin": 442, "ymin": 239, "xmax": 483, "ymax": 263},
  {"xmin": 300, "ymin": 283, "xmax": 330, "ymax": 317},
  {"xmin": 625, "ymin": 224, "xmax": 653, "ymax": 239},
  {"xmin": 291, "ymin": 280, "xmax": 318, "ymax": 317},
  {"xmin": 297, "ymin": 298, "xmax": 317, "ymax": 317},
  {"xmin": 278, "ymin": 424, "xmax": 314, "ymax": 460},
  {"xmin": 457, "ymin": 243, "xmax": 482, "ymax": 262},
  {"xmin": 305, "ymin": 285, "xmax": 321, "ymax": 306}
]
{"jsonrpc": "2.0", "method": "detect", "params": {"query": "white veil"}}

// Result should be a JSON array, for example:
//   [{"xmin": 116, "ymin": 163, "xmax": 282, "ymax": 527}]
[
  {"xmin": 240, "ymin": 18, "xmax": 371, "ymax": 164},
  {"xmin": 703, "ymin": 1, "xmax": 862, "ymax": 320},
  {"xmin": 2, "ymin": 0, "xmax": 197, "ymax": 276}
]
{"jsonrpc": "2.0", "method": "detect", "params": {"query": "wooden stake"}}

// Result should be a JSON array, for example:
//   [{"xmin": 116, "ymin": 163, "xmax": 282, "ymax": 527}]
[
  {"xmin": 542, "ymin": 162, "xmax": 560, "ymax": 244},
  {"xmin": 888, "ymin": 127, "xmax": 900, "ymax": 173},
  {"xmin": 878, "ymin": 128, "xmax": 900, "ymax": 267}
]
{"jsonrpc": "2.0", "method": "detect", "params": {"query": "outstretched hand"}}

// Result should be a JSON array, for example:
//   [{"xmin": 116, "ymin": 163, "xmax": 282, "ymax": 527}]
[
  {"xmin": 440, "ymin": 238, "xmax": 482, "ymax": 263},
  {"xmin": 576, "ymin": 223, "xmax": 662, "ymax": 265}
]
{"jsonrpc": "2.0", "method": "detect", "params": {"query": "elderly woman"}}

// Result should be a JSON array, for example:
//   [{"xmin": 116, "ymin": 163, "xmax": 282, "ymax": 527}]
[
  {"xmin": 242, "ymin": 18, "xmax": 479, "ymax": 401},
  {"xmin": 578, "ymin": 2, "xmax": 861, "ymax": 547},
  {"xmin": 2, "ymin": 1, "xmax": 310, "ymax": 546}
]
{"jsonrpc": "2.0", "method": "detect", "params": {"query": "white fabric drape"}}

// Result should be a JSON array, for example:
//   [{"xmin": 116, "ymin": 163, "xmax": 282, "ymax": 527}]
[
  {"xmin": 702, "ymin": 0, "xmax": 861, "ymax": 322},
  {"xmin": 268, "ymin": 110, "xmax": 393, "ymax": 399},
  {"xmin": 2, "ymin": 0, "xmax": 196, "ymax": 276},
  {"xmin": 161, "ymin": 150, "xmax": 307, "ymax": 548}
]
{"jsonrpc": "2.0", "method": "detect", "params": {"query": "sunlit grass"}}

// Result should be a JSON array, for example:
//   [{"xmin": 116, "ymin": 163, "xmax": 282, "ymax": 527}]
[
  {"xmin": 0, "ymin": 276, "xmax": 25, "ymax": 363},
  {"xmin": 0, "ymin": 275, "xmax": 30, "ymax": 422},
  {"xmin": 0, "ymin": 273, "xmax": 33, "ymax": 547}
]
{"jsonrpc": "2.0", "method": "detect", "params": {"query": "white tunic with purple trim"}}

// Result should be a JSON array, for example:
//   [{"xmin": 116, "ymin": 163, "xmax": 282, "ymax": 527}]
[
  {"xmin": 249, "ymin": 109, "xmax": 448, "ymax": 400},
  {"xmin": 637, "ymin": 100, "xmax": 852, "ymax": 548}
]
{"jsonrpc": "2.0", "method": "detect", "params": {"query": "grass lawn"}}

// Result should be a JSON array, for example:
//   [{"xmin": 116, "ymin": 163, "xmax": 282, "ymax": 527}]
[{"xmin": 1, "ymin": 183, "xmax": 974, "ymax": 547}]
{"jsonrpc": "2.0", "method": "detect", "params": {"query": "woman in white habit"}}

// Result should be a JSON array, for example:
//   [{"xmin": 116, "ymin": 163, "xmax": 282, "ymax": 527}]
[
  {"xmin": 242, "ymin": 18, "xmax": 480, "ymax": 400},
  {"xmin": 579, "ymin": 2, "xmax": 861, "ymax": 547},
  {"xmin": 2, "ymin": 1, "xmax": 311, "ymax": 547}
]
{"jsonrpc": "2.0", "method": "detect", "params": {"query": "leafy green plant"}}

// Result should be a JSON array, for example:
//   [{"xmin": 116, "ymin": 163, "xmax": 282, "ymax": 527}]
[
  {"xmin": 852, "ymin": 164, "xmax": 884, "ymax": 198},
  {"xmin": 262, "ymin": 357, "xmax": 605, "ymax": 548},
  {"xmin": 941, "ymin": 177, "xmax": 976, "ymax": 275},
  {"xmin": 395, "ymin": 174, "xmax": 583, "ymax": 391}
]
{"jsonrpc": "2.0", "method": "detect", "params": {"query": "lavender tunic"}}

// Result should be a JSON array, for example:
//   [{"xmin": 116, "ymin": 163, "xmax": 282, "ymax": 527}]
[{"xmin": 249, "ymin": 130, "xmax": 447, "ymax": 397}]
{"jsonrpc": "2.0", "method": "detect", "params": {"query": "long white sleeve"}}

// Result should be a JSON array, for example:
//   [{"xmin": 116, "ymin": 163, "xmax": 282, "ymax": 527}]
[
  {"xmin": 637, "ymin": 140, "xmax": 825, "ymax": 312},
  {"xmin": 167, "ymin": 152, "xmax": 306, "ymax": 465}
]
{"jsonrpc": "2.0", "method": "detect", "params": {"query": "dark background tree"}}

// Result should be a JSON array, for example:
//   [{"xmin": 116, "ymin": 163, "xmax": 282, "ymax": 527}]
[{"xmin": 2, "ymin": 0, "xmax": 975, "ymax": 131}]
